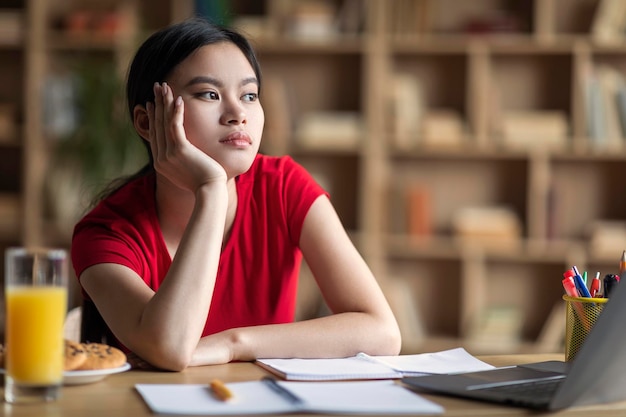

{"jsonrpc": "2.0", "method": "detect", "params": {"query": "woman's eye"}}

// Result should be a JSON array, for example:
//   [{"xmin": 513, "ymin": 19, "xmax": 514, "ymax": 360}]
[
  {"xmin": 198, "ymin": 91, "xmax": 219, "ymax": 100},
  {"xmin": 242, "ymin": 93, "xmax": 258, "ymax": 102}
]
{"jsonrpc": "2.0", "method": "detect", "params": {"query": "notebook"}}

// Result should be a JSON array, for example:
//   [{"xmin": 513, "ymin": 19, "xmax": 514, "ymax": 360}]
[
  {"xmin": 255, "ymin": 347, "xmax": 494, "ymax": 381},
  {"xmin": 135, "ymin": 379, "xmax": 444, "ymax": 415},
  {"xmin": 403, "ymin": 277, "xmax": 626, "ymax": 410}
]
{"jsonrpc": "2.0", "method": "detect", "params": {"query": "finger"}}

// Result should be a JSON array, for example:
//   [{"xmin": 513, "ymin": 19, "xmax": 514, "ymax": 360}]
[
  {"xmin": 161, "ymin": 82, "xmax": 177, "ymax": 153},
  {"xmin": 145, "ymin": 101, "xmax": 158, "ymax": 158},
  {"xmin": 153, "ymin": 82, "xmax": 166, "ymax": 157},
  {"xmin": 172, "ymin": 96, "xmax": 185, "ymax": 143}
]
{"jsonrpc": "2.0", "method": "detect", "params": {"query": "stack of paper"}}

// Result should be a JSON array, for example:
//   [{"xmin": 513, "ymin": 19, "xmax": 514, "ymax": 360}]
[{"xmin": 256, "ymin": 347, "xmax": 494, "ymax": 381}]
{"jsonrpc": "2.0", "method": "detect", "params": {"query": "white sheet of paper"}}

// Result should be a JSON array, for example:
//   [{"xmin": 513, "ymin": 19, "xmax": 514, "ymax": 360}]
[
  {"xmin": 257, "ymin": 356, "xmax": 402, "ymax": 380},
  {"xmin": 361, "ymin": 347, "xmax": 496, "ymax": 376},
  {"xmin": 135, "ymin": 380, "xmax": 444, "ymax": 415},
  {"xmin": 257, "ymin": 347, "xmax": 494, "ymax": 380}
]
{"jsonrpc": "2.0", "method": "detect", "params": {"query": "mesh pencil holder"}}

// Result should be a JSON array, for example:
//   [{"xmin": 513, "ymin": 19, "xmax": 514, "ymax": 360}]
[{"xmin": 563, "ymin": 295, "xmax": 608, "ymax": 361}]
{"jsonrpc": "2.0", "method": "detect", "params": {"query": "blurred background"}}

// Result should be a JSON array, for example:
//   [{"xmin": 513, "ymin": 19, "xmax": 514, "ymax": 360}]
[{"xmin": 2, "ymin": 0, "xmax": 626, "ymax": 356}]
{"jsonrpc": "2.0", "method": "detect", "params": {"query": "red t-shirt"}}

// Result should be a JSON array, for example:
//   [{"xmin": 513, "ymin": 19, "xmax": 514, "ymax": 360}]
[{"xmin": 72, "ymin": 154, "xmax": 327, "ymax": 336}]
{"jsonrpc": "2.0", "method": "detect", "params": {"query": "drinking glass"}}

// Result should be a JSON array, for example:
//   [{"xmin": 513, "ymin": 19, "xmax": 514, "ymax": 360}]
[{"xmin": 4, "ymin": 247, "xmax": 68, "ymax": 403}]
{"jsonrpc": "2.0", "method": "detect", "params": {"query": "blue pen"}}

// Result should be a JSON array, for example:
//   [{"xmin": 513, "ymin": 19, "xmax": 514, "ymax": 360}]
[{"xmin": 572, "ymin": 266, "xmax": 592, "ymax": 298}]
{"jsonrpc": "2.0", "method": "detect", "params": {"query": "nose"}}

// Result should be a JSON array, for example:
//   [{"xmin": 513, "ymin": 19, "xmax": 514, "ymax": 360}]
[{"xmin": 220, "ymin": 98, "xmax": 246, "ymax": 125}]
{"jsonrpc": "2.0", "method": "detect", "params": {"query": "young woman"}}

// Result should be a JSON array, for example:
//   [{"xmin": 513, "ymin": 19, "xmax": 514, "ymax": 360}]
[{"xmin": 71, "ymin": 17, "xmax": 401, "ymax": 371}]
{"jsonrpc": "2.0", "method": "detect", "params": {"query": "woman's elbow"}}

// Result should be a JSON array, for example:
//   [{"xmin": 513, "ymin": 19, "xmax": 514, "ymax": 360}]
[
  {"xmin": 377, "ymin": 312, "xmax": 403, "ymax": 355},
  {"xmin": 130, "ymin": 339, "xmax": 194, "ymax": 372},
  {"xmin": 381, "ymin": 323, "xmax": 402, "ymax": 355},
  {"xmin": 145, "ymin": 353, "xmax": 190, "ymax": 372}
]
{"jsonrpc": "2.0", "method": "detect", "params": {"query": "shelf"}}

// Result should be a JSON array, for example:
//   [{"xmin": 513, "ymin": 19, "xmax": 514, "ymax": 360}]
[
  {"xmin": 386, "ymin": 235, "xmax": 577, "ymax": 262},
  {"xmin": 46, "ymin": 33, "xmax": 133, "ymax": 51},
  {"xmin": 253, "ymin": 37, "xmax": 366, "ymax": 54},
  {"xmin": 12, "ymin": 0, "xmax": 626, "ymax": 355}
]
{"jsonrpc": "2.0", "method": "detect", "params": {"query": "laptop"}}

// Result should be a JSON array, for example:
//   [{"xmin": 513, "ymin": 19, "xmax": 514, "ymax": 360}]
[{"xmin": 403, "ymin": 277, "xmax": 626, "ymax": 410}]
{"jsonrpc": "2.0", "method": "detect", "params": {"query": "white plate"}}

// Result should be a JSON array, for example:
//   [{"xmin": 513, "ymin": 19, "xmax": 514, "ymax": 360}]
[
  {"xmin": 0, "ymin": 363, "xmax": 132, "ymax": 386},
  {"xmin": 63, "ymin": 363, "xmax": 132, "ymax": 385}
]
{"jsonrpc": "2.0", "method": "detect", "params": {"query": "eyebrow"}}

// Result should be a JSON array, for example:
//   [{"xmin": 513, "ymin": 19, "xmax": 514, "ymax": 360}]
[{"xmin": 185, "ymin": 76, "xmax": 259, "ymax": 88}]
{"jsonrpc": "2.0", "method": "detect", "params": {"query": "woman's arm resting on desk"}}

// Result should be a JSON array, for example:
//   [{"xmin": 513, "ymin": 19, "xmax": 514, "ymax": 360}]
[{"xmin": 190, "ymin": 196, "xmax": 402, "ymax": 365}]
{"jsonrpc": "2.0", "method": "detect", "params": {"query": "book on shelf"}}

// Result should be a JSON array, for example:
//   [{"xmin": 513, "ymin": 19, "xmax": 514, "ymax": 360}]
[
  {"xmin": 389, "ymin": 72, "xmax": 424, "ymax": 150},
  {"xmin": 617, "ymin": 83, "xmax": 626, "ymax": 140},
  {"xmin": 295, "ymin": 111, "xmax": 362, "ymax": 151},
  {"xmin": 585, "ymin": 68, "xmax": 607, "ymax": 147},
  {"xmin": 583, "ymin": 65, "xmax": 626, "ymax": 151},
  {"xmin": 0, "ymin": 193, "xmax": 20, "ymax": 238},
  {"xmin": 388, "ymin": 0, "xmax": 430, "ymax": 36},
  {"xmin": 591, "ymin": 0, "xmax": 626, "ymax": 44},
  {"xmin": 452, "ymin": 206, "xmax": 522, "ymax": 248},
  {"xmin": 596, "ymin": 65, "xmax": 624, "ymax": 150},
  {"xmin": 500, "ymin": 110, "xmax": 568, "ymax": 151},
  {"xmin": 420, "ymin": 109, "xmax": 466, "ymax": 149},
  {"xmin": 285, "ymin": 0, "xmax": 339, "ymax": 40},
  {"xmin": 0, "ymin": 104, "xmax": 17, "ymax": 143},
  {"xmin": 587, "ymin": 220, "xmax": 626, "ymax": 257},
  {"xmin": 0, "ymin": 10, "xmax": 23, "ymax": 45},
  {"xmin": 335, "ymin": 0, "xmax": 367, "ymax": 35},
  {"xmin": 255, "ymin": 347, "xmax": 494, "ymax": 381},
  {"xmin": 406, "ymin": 183, "xmax": 432, "ymax": 237}
]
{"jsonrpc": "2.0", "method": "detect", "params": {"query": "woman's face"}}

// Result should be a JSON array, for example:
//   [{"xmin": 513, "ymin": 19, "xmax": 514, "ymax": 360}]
[{"xmin": 166, "ymin": 42, "xmax": 264, "ymax": 178}]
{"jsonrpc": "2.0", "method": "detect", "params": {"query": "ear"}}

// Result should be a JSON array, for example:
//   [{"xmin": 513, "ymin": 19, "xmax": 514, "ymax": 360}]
[{"xmin": 133, "ymin": 104, "xmax": 150, "ymax": 141}]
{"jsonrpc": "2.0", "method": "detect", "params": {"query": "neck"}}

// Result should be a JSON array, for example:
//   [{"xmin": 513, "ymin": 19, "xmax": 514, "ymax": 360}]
[{"xmin": 155, "ymin": 176, "xmax": 238, "ymax": 257}]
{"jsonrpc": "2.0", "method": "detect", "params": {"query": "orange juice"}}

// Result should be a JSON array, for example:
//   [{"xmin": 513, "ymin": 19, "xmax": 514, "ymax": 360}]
[{"xmin": 6, "ymin": 286, "xmax": 67, "ymax": 384}]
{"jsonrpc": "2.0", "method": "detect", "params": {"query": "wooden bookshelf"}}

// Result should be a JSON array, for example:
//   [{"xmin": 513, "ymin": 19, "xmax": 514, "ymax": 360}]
[{"xmin": 8, "ymin": 0, "xmax": 626, "ymax": 355}]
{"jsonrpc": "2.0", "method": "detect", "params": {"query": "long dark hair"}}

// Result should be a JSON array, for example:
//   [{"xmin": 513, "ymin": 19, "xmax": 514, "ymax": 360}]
[
  {"xmin": 91, "ymin": 17, "xmax": 262, "ymax": 205},
  {"xmin": 81, "ymin": 17, "xmax": 262, "ymax": 347}
]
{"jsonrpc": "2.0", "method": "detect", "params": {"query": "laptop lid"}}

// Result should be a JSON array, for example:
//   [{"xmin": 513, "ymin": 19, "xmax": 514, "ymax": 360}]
[{"xmin": 403, "ymin": 275, "xmax": 626, "ymax": 410}]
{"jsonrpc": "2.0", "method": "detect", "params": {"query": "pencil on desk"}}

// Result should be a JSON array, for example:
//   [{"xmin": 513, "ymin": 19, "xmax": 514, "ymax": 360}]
[
  {"xmin": 619, "ymin": 250, "xmax": 626, "ymax": 279},
  {"xmin": 210, "ymin": 379, "xmax": 233, "ymax": 401}
]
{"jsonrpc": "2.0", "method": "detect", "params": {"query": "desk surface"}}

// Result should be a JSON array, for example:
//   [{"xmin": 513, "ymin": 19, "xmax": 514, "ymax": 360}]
[{"xmin": 3, "ymin": 353, "xmax": 626, "ymax": 416}]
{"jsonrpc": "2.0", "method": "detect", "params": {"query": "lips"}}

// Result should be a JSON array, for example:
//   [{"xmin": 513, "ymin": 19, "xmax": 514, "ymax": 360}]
[{"xmin": 219, "ymin": 131, "xmax": 252, "ymax": 146}]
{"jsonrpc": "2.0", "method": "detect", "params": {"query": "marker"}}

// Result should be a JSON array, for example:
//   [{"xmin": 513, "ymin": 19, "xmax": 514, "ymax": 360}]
[
  {"xmin": 604, "ymin": 274, "xmax": 619, "ymax": 299},
  {"xmin": 562, "ymin": 276, "xmax": 580, "ymax": 298},
  {"xmin": 209, "ymin": 379, "xmax": 233, "ymax": 401},
  {"xmin": 590, "ymin": 272, "xmax": 601, "ymax": 298},
  {"xmin": 564, "ymin": 268, "xmax": 589, "ymax": 298},
  {"xmin": 562, "ymin": 275, "xmax": 591, "ymax": 331}
]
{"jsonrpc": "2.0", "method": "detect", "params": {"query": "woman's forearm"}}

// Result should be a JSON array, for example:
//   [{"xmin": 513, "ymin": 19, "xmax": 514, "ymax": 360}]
[
  {"xmin": 191, "ymin": 311, "xmax": 401, "ymax": 366},
  {"xmin": 140, "ymin": 183, "xmax": 228, "ymax": 369}
]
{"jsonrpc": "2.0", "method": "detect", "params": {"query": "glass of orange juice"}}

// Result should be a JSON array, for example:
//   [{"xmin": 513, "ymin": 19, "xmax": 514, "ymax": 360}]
[{"xmin": 4, "ymin": 247, "xmax": 68, "ymax": 404}]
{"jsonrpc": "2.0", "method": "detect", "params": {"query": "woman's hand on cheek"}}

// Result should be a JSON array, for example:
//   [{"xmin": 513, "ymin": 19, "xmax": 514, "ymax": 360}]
[{"xmin": 147, "ymin": 82, "xmax": 227, "ymax": 192}]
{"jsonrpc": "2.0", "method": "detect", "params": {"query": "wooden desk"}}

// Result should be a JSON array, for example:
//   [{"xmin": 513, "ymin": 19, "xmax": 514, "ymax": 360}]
[{"xmin": 3, "ymin": 353, "xmax": 626, "ymax": 416}]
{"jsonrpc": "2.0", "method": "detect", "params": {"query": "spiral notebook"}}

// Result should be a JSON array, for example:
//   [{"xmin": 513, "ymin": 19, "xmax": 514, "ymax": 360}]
[{"xmin": 255, "ymin": 347, "xmax": 494, "ymax": 381}]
